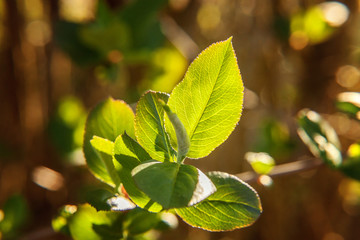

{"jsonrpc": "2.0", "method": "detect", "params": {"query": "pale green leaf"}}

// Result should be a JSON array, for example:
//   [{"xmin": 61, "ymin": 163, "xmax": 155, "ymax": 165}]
[
  {"xmin": 83, "ymin": 97, "xmax": 135, "ymax": 186},
  {"xmin": 176, "ymin": 171, "xmax": 262, "ymax": 231},
  {"xmin": 132, "ymin": 161, "xmax": 216, "ymax": 209},
  {"xmin": 113, "ymin": 133, "xmax": 162, "ymax": 212},
  {"xmin": 165, "ymin": 37, "xmax": 244, "ymax": 159},
  {"xmin": 90, "ymin": 136, "xmax": 120, "ymax": 186},
  {"xmin": 135, "ymin": 91, "xmax": 175, "ymax": 162},
  {"xmin": 245, "ymin": 152, "xmax": 275, "ymax": 175}
]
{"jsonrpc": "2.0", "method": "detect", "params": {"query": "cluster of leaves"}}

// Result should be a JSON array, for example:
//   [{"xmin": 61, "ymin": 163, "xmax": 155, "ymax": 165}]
[
  {"xmin": 53, "ymin": 38, "xmax": 262, "ymax": 239},
  {"xmin": 297, "ymin": 108, "xmax": 360, "ymax": 181}
]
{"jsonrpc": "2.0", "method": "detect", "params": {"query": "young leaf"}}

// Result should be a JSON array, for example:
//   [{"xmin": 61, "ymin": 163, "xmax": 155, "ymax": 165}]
[
  {"xmin": 113, "ymin": 133, "xmax": 163, "ymax": 212},
  {"xmin": 175, "ymin": 171, "xmax": 262, "ymax": 231},
  {"xmin": 83, "ymin": 97, "xmax": 135, "ymax": 186},
  {"xmin": 245, "ymin": 152, "xmax": 275, "ymax": 175},
  {"xmin": 165, "ymin": 37, "xmax": 244, "ymax": 159},
  {"xmin": 135, "ymin": 91, "xmax": 175, "ymax": 162},
  {"xmin": 90, "ymin": 136, "xmax": 120, "ymax": 186},
  {"xmin": 132, "ymin": 161, "xmax": 216, "ymax": 209},
  {"xmin": 297, "ymin": 109, "xmax": 342, "ymax": 168},
  {"xmin": 68, "ymin": 204, "xmax": 124, "ymax": 240},
  {"xmin": 336, "ymin": 92, "xmax": 360, "ymax": 121},
  {"xmin": 161, "ymin": 103, "xmax": 190, "ymax": 163}
]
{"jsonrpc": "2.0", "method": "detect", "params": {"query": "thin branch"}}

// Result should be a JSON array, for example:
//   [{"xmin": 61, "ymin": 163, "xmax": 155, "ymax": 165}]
[{"xmin": 236, "ymin": 157, "xmax": 324, "ymax": 183}]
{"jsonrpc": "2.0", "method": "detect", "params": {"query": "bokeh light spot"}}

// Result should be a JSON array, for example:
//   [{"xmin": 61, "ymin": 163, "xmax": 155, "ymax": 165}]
[
  {"xmin": 319, "ymin": 2, "xmax": 349, "ymax": 27},
  {"xmin": 336, "ymin": 65, "xmax": 360, "ymax": 88},
  {"xmin": 197, "ymin": 3, "xmax": 221, "ymax": 32},
  {"xmin": 32, "ymin": 166, "xmax": 64, "ymax": 191}
]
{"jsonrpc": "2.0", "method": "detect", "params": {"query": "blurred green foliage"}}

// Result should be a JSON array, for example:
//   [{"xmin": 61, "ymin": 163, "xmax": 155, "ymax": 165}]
[{"xmin": 0, "ymin": 194, "xmax": 28, "ymax": 239}]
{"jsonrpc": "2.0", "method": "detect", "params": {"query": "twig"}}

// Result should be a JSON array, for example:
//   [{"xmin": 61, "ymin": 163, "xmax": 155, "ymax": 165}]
[
  {"xmin": 160, "ymin": 15, "xmax": 199, "ymax": 60},
  {"xmin": 236, "ymin": 157, "xmax": 324, "ymax": 183}
]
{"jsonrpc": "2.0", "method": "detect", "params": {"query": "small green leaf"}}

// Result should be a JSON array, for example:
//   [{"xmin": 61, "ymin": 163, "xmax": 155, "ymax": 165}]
[
  {"xmin": 165, "ymin": 37, "xmax": 244, "ymax": 159},
  {"xmin": 176, "ymin": 171, "xmax": 262, "ymax": 231},
  {"xmin": 135, "ymin": 91, "xmax": 175, "ymax": 162},
  {"xmin": 161, "ymin": 103, "xmax": 190, "ymax": 163},
  {"xmin": 90, "ymin": 136, "xmax": 114, "ymax": 156},
  {"xmin": 336, "ymin": 92, "xmax": 360, "ymax": 121},
  {"xmin": 132, "ymin": 161, "xmax": 216, "ymax": 209},
  {"xmin": 52, "ymin": 205, "xmax": 78, "ymax": 235},
  {"xmin": 245, "ymin": 152, "xmax": 275, "ymax": 175},
  {"xmin": 297, "ymin": 109, "xmax": 342, "ymax": 167},
  {"xmin": 113, "ymin": 133, "xmax": 162, "ymax": 212},
  {"xmin": 85, "ymin": 188, "xmax": 114, "ymax": 211},
  {"xmin": 90, "ymin": 136, "xmax": 120, "ymax": 186},
  {"xmin": 83, "ymin": 97, "xmax": 135, "ymax": 186},
  {"xmin": 68, "ymin": 204, "xmax": 124, "ymax": 240},
  {"xmin": 123, "ymin": 208, "xmax": 160, "ymax": 235}
]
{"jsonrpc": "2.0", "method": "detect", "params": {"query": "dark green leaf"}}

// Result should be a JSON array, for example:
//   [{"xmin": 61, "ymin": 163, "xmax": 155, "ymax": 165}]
[
  {"xmin": 113, "ymin": 134, "xmax": 162, "ymax": 212},
  {"xmin": 176, "ymin": 171, "xmax": 262, "ymax": 231},
  {"xmin": 132, "ymin": 161, "xmax": 216, "ymax": 209},
  {"xmin": 123, "ymin": 208, "xmax": 160, "ymax": 235}
]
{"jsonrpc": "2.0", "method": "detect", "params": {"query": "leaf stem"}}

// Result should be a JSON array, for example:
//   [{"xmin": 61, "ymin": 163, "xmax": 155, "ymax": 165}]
[{"xmin": 236, "ymin": 157, "xmax": 323, "ymax": 183}]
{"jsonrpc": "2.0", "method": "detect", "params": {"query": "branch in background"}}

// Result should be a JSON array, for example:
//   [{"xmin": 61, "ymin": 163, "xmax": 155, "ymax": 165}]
[
  {"xmin": 236, "ymin": 157, "xmax": 324, "ymax": 183},
  {"xmin": 160, "ymin": 15, "xmax": 199, "ymax": 60}
]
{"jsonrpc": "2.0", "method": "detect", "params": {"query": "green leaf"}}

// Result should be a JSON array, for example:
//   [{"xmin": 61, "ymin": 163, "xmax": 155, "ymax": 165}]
[
  {"xmin": 162, "ymin": 103, "xmax": 190, "ymax": 162},
  {"xmin": 83, "ymin": 97, "xmax": 135, "ymax": 186},
  {"xmin": 132, "ymin": 161, "xmax": 216, "ymax": 209},
  {"xmin": 336, "ymin": 92, "xmax": 360, "ymax": 121},
  {"xmin": 297, "ymin": 109, "xmax": 342, "ymax": 167},
  {"xmin": 245, "ymin": 152, "xmax": 275, "ymax": 175},
  {"xmin": 176, "ymin": 171, "xmax": 262, "ymax": 231},
  {"xmin": 165, "ymin": 37, "xmax": 244, "ymax": 159},
  {"xmin": 68, "ymin": 204, "xmax": 124, "ymax": 240},
  {"xmin": 135, "ymin": 91, "xmax": 175, "ymax": 162},
  {"xmin": 123, "ymin": 208, "xmax": 160, "ymax": 235},
  {"xmin": 113, "ymin": 133, "xmax": 162, "ymax": 212},
  {"xmin": 90, "ymin": 136, "xmax": 120, "ymax": 186},
  {"xmin": 52, "ymin": 205, "xmax": 78, "ymax": 235}
]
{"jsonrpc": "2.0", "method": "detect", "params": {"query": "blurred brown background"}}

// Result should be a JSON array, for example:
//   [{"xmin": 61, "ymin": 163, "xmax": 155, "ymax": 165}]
[{"xmin": 1, "ymin": 0, "xmax": 360, "ymax": 239}]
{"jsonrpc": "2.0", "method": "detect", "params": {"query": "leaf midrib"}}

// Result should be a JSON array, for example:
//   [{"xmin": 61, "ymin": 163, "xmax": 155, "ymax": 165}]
[{"xmin": 188, "ymin": 42, "xmax": 231, "ymax": 144}]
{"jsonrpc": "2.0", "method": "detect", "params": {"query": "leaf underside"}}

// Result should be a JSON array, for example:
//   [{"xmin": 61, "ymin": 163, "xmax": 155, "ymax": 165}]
[{"xmin": 175, "ymin": 171, "xmax": 262, "ymax": 231}]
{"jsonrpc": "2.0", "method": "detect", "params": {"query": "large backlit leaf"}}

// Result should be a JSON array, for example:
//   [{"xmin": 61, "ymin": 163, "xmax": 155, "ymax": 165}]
[
  {"xmin": 135, "ymin": 91, "xmax": 175, "ymax": 162},
  {"xmin": 297, "ymin": 109, "xmax": 342, "ymax": 167},
  {"xmin": 83, "ymin": 97, "xmax": 135, "ymax": 186},
  {"xmin": 176, "ymin": 171, "xmax": 262, "ymax": 231},
  {"xmin": 165, "ymin": 38, "xmax": 244, "ymax": 159},
  {"xmin": 113, "ymin": 133, "xmax": 162, "ymax": 212},
  {"xmin": 132, "ymin": 161, "xmax": 216, "ymax": 209}
]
